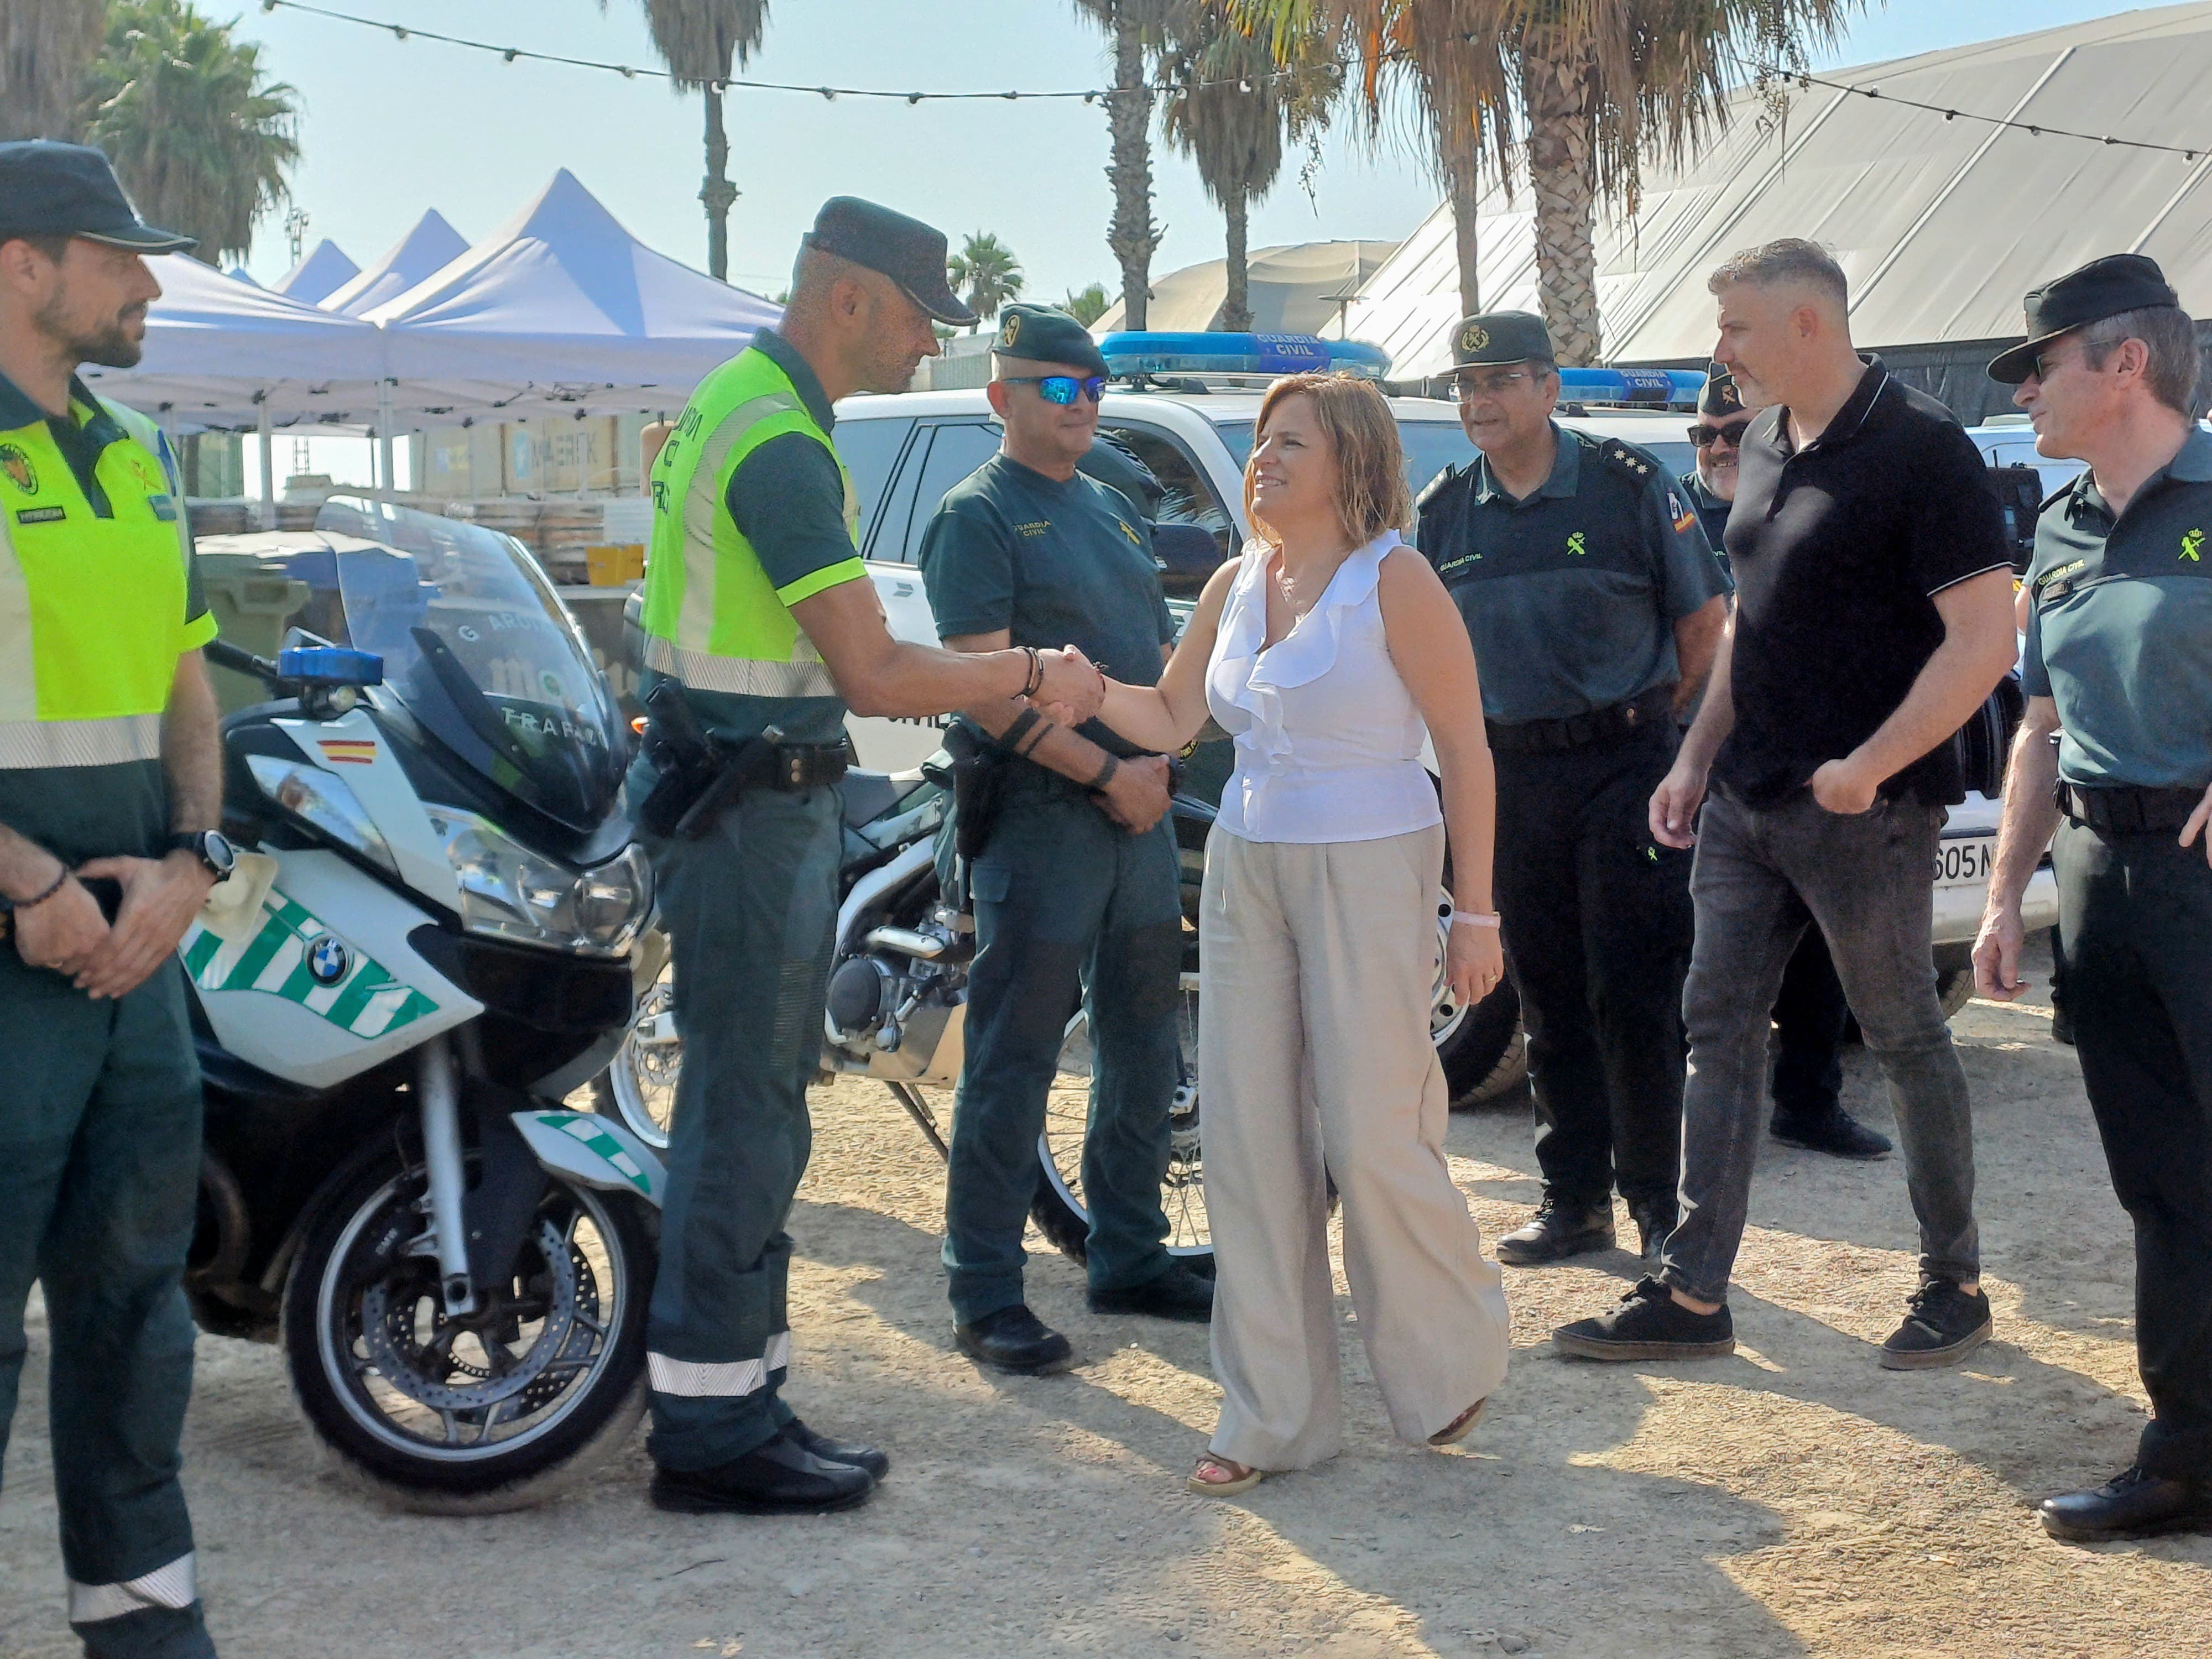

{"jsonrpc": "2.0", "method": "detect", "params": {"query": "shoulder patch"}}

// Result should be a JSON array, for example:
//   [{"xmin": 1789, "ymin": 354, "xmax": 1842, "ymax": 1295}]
[
  {"xmin": 1415, "ymin": 463, "xmax": 1465, "ymax": 512},
  {"xmin": 1595, "ymin": 438, "xmax": 1661, "ymax": 483}
]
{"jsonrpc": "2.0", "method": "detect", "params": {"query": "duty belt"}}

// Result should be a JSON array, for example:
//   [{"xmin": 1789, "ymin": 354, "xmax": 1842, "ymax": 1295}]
[
  {"xmin": 2054, "ymin": 780, "xmax": 2203, "ymax": 836},
  {"xmin": 1487, "ymin": 687, "xmax": 1674, "ymax": 756}
]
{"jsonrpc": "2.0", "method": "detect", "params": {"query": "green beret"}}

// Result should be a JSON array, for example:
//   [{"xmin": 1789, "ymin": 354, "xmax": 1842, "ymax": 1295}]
[
  {"xmin": 994, "ymin": 304, "xmax": 1109, "ymax": 378},
  {"xmin": 1450, "ymin": 310, "xmax": 1555, "ymax": 368},
  {"xmin": 1699, "ymin": 365, "xmax": 1746, "ymax": 417}
]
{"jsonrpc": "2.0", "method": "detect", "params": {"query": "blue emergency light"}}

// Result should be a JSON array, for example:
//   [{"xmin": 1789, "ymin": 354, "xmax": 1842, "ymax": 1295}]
[
  {"xmin": 1099, "ymin": 331, "xmax": 1392, "ymax": 380},
  {"xmin": 1555, "ymin": 366, "xmax": 1707, "ymax": 406},
  {"xmin": 278, "ymin": 646, "xmax": 384, "ymax": 687}
]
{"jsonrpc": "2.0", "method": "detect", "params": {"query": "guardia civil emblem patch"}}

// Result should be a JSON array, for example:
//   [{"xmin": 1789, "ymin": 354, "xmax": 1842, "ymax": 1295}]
[
  {"xmin": 2183, "ymin": 528, "xmax": 2204, "ymax": 563},
  {"xmin": 1000, "ymin": 312, "xmax": 1022, "ymax": 349},
  {"xmin": 1458, "ymin": 321, "xmax": 1489, "ymax": 357},
  {"xmin": 0, "ymin": 443, "xmax": 36, "ymax": 496}
]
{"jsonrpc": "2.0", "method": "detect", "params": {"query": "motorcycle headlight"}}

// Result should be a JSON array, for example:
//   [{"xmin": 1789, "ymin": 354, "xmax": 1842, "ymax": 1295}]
[
  {"xmin": 247, "ymin": 754, "xmax": 398, "ymax": 875},
  {"xmin": 424, "ymin": 807, "xmax": 653, "ymax": 958}
]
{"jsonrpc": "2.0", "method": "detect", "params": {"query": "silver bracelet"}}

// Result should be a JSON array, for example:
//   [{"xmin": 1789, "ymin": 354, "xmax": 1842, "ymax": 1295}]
[{"xmin": 1449, "ymin": 910, "xmax": 1501, "ymax": 930}]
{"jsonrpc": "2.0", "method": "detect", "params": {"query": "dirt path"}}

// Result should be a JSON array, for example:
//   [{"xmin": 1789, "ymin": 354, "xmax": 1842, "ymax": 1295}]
[{"xmin": 4, "ymin": 935, "xmax": 2207, "ymax": 1658}]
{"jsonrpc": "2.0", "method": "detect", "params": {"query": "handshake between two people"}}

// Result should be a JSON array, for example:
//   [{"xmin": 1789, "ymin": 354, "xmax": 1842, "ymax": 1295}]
[{"xmin": 1025, "ymin": 646, "xmax": 1176, "ymax": 837}]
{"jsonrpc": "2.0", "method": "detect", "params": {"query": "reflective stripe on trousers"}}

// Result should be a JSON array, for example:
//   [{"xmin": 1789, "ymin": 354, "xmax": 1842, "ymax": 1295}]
[
  {"xmin": 69, "ymin": 1552, "xmax": 197, "ymax": 1624},
  {"xmin": 647, "ymin": 1331, "xmax": 792, "ymax": 1397}
]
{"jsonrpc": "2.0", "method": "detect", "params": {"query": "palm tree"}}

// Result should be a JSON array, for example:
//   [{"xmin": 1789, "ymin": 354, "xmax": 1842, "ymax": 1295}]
[
  {"xmin": 1, "ymin": 0, "xmax": 104, "ymax": 142},
  {"xmin": 1063, "ymin": 283, "xmax": 1113, "ymax": 326},
  {"xmin": 1073, "ymin": 1, "xmax": 1180, "ymax": 331},
  {"xmin": 1239, "ymin": 1, "xmax": 1858, "ymax": 363},
  {"xmin": 1162, "ymin": 7, "xmax": 1340, "ymax": 332},
  {"xmin": 948, "ymin": 232, "xmax": 1026, "ymax": 330},
  {"xmin": 613, "ymin": 1, "xmax": 771, "ymax": 281},
  {"xmin": 77, "ymin": 0, "xmax": 301, "ymax": 264}
]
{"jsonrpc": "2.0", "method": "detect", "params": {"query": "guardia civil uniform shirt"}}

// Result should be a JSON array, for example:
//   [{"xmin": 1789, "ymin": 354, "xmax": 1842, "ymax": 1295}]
[
  {"xmin": 638, "ymin": 327, "xmax": 868, "ymax": 747},
  {"xmin": 919, "ymin": 452, "xmax": 1177, "ymax": 762},
  {"xmin": 0, "ymin": 370, "xmax": 215, "ymax": 866},
  {"xmin": 2024, "ymin": 424, "xmax": 2212, "ymax": 789},
  {"xmin": 1415, "ymin": 421, "xmax": 1731, "ymax": 723}
]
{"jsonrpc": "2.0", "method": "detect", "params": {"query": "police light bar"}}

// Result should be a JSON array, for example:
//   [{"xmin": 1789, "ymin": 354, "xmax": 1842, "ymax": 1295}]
[
  {"xmin": 278, "ymin": 646, "xmax": 384, "ymax": 687},
  {"xmin": 1556, "ymin": 367, "xmax": 1706, "ymax": 406},
  {"xmin": 1099, "ymin": 331, "xmax": 1392, "ymax": 380}
]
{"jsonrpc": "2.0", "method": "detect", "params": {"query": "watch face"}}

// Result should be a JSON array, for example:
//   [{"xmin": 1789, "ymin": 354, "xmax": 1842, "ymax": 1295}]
[{"xmin": 201, "ymin": 831, "xmax": 237, "ymax": 875}]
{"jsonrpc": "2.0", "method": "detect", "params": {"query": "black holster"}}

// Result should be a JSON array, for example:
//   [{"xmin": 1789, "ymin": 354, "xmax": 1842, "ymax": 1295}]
[{"xmin": 944, "ymin": 722, "xmax": 1011, "ymax": 864}]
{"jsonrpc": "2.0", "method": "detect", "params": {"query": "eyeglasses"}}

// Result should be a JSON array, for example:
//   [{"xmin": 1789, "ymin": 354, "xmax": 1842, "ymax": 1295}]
[
  {"xmin": 1689, "ymin": 420, "xmax": 1752, "ymax": 449},
  {"xmin": 1455, "ymin": 368, "xmax": 1533, "ymax": 399},
  {"xmin": 2028, "ymin": 347, "xmax": 2080, "ymax": 383},
  {"xmin": 1004, "ymin": 374, "xmax": 1107, "ymax": 405}
]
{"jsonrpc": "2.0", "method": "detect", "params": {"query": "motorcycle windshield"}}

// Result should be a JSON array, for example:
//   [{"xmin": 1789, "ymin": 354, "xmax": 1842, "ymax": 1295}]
[{"xmin": 315, "ymin": 497, "xmax": 627, "ymax": 830}]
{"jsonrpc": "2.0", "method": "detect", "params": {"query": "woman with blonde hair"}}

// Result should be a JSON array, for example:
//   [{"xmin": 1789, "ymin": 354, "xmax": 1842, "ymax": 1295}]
[{"xmin": 1083, "ymin": 372, "xmax": 1512, "ymax": 1493}]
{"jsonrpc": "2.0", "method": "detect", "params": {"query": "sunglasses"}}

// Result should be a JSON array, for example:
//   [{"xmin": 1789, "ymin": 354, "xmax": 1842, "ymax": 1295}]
[
  {"xmin": 1689, "ymin": 420, "xmax": 1752, "ymax": 449},
  {"xmin": 1005, "ymin": 374, "xmax": 1107, "ymax": 405}
]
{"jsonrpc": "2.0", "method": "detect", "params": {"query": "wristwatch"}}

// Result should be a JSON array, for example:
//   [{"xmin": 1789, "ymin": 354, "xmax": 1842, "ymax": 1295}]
[{"xmin": 170, "ymin": 829, "xmax": 237, "ymax": 882}]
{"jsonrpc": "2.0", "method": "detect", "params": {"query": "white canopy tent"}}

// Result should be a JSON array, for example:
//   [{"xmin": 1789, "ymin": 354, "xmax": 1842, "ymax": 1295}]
[
  {"xmin": 272, "ymin": 239, "xmax": 358, "ymax": 304},
  {"xmin": 77, "ymin": 255, "xmax": 388, "ymax": 521},
  {"xmin": 321, "ymin": 210, "xmax": 469, "ymax": 318},
  {"xmin": 365, "ymin": 170, "xmax": 781, "ymax": 427}
]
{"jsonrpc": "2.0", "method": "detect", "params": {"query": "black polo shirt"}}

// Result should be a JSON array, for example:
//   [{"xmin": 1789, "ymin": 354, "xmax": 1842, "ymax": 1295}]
[{"xmin": 1713, "ymin": 359, "xmax": 2011, "ymax": 808}]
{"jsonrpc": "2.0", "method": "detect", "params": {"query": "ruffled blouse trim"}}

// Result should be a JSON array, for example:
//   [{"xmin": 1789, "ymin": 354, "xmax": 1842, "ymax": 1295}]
[{"xmin": 1211, "ymin": 531, "xmax": 1399, "ymax": 770}]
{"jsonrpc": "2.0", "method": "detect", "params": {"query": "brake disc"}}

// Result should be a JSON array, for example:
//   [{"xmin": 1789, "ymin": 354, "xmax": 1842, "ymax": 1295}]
[{"xmin": 356, "ymin": 1214, "xmax": 580, "ymax": 1413}]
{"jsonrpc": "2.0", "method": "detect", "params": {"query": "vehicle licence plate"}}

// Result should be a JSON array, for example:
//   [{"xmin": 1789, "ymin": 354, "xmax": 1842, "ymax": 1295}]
[{"xmin": 1935, "ymin": 836, "xmax": 1995, "ymax": 888}]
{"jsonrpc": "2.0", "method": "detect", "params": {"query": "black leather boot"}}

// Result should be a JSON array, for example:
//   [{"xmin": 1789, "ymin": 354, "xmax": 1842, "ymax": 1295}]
[
  {"xmin": 2039, "ymin": 1467, "xmax": 2212, "ymax": 1541},
  {"xmin": 1495, "ymin": 1195, "xmax": 1615, "ymax": 1265},
  {"xmin": 784, "ymin": 1417, "xmax": 890, "ymax": 1480},
  {"xmin": 650, "ymin": 1430, "xmax": 876, "ymax": 1515},
  {"xmin": 953, "ymin": 1305, "xmax": 1076, "ymax": 1374}
]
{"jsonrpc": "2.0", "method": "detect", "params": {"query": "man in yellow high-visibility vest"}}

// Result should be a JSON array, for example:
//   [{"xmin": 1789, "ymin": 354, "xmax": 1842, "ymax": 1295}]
[
  {"xmin": 633, "ymin": 197, "xmax": 1104, "ymax": 1517},
  {"xmin": 0, "ymin": 140, "xmax": 238, "ymax": 1659}
]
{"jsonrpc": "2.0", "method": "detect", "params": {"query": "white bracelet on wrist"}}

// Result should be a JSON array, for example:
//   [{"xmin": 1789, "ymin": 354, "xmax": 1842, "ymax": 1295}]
[{"xmin": 1449, "ymin": 910, "xmax": 1500, "ymax": 930}]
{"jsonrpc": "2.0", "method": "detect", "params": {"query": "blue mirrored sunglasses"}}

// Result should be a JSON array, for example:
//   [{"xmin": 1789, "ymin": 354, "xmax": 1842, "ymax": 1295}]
[{"xmin": 1006, "ymin": 374, "xmax": 1107, "ymax": 405}]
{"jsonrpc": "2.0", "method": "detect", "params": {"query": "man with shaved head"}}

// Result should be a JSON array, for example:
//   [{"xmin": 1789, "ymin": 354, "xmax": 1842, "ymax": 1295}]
[{"xmin": 1555, "ymin": 238, "xmax": 2020, "ymax": 1370}]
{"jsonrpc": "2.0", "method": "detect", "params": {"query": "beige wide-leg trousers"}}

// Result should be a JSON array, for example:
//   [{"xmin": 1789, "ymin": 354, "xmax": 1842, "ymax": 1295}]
[{"xmin": 1202, "ymin": 822, "xmax": 1512, "ymax": 1471}]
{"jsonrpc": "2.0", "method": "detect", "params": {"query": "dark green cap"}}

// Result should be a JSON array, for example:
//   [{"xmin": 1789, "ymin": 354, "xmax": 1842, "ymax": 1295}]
[
  {"xmin": 802, "ymin": 196, "xmax": 976, "ymax": 326},
  {"xmin": 1987, "ymin": 253, "xmax": 2182, "ymax": 384},
  {"xmin": 1449, "ymin": 310, "xmax": 1554, "ymax": 368},
  {"xmin": 993, "ymin": 304, "xmax": 1108, "ymax": 377},
  {"xmin": 0, "ymin": 140, "xmax": 195, "ymax": 252},
  {"xmin": 1699, "ymin": 364, "xmax": 1746, "ymax": 417}
]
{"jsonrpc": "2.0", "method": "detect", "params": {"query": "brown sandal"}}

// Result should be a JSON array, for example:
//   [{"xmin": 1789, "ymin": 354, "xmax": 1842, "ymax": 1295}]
[
  {"xmin": 1428, "ymin": 1397, "xmax": 1487, "ymax": 1447},
  {"xmin": 1187, "ymin": 1454, "xmax": 1265, "ymax": 1496}
]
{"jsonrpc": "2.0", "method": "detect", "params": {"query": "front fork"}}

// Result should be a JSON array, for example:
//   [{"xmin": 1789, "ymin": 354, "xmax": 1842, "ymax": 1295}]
[{"xmin": 411, "ymin": 1032, "xmax": 478, "ymax": 1317}]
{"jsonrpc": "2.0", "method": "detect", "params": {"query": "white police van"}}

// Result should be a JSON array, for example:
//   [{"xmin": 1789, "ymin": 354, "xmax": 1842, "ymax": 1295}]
[{"xmin": 826, "ymin": 335, "xmax": 2052, "ymax": 1071}]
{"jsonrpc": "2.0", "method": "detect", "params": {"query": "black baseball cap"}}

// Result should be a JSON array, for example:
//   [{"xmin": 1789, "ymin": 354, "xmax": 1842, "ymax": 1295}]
[
  {"xmin": 1986, "ymin": 253, "xmax": 2182, "ymax": 384},
  {"xmin": 0, "ymin": 140, "xmax": 195, "ymax": 253},
  {"xmin": 993, "ymin": 304, "xmax": 1108, "ymax": 377},
  {"xmin": 1450, "ymin": 311, "xmax": 1555, "ymax": 368},
  {"xmin": 802, "ymin": 196, "xmax": 975, "ymax": 327}
]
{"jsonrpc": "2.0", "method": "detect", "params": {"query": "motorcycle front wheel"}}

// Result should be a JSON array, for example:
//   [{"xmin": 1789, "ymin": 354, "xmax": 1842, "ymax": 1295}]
[{"xmin": 281, "ymin": 1145, "xmax": 654, "ymax": 1515}]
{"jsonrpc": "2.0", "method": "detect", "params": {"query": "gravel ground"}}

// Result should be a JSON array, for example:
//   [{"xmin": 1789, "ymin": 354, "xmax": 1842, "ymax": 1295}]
[{"xmin": 4, "ymin": 933, "xmax": 2208, "ymax": 1658}]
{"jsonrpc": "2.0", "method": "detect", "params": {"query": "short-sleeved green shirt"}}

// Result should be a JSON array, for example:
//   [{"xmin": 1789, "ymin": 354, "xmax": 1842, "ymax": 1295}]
[
  {"xmin": 2023, "ymin": 426, "xmax": 2212, "ymax": 790},
  {"xmin": 0, "ymin": 371, "xmax": 211, "ymax": 863},
  {"xmin": 1416, "ymin": 422, "xmax": 1730, "ymax": 724},
  {"xmin": 919, "ymin": 452, "xmax": 1175, "ymax": 759}
]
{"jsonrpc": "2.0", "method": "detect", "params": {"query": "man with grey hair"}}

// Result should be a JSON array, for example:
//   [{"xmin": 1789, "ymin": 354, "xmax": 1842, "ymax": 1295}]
[
  {"xmin": 1976, "ymin": 253, "xmax": 2212, "ymax": 1542},
  {"xmin": 1556, "ymin": 238, "xmax": 2020, "ymax": 1369}
]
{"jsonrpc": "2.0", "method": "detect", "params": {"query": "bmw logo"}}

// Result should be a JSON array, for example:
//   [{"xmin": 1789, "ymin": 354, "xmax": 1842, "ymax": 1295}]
[{"xmin": 306, "ymin": 933, "xmax": 351, "ymax": 986}]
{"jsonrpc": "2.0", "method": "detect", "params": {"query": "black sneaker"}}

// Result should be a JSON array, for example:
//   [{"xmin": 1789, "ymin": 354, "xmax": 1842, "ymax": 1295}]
[
  {"xmin": 1496, "ymin": 1195, "xmax": 1615, "ymax": 1266},
  {"xmin": 1771, "ymin": 1107, "xmax": 1893, "ymax": 1160},
  {"xmin": 1552, "ymin": 1276, "xmax": 1735, "ymax": 1361},
  {"xmin": 1087, "ymin": 1261, "xmax": 1213, "ymax": 1322},
  {"xmin": 953, "ymin": 1305, "xmax": 1076, "ymax": 1375},
  {"xmin": 1879, "ymin": 1279, "xmax": 1992, "ymax": 1370}
]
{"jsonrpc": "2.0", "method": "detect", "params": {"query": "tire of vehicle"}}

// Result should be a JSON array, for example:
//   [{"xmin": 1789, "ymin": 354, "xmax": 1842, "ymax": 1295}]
[
  {"xmin": 1937, "ymin": 964, "xmax": 1975, "ymax": 1021},
  {"xmin": 281, "ymin": 1144, "xmax": 655, "ymax": 1516},
  {"xmin": 592, "ymin": 967, "xmax": 677, "ymax": 1151},
  {"xmin": 1440, "ymin": 976, "xmax": 1527, "ymax": 1109}
]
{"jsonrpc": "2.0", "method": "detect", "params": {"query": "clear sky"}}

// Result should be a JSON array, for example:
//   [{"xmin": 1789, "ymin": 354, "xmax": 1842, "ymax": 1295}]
[{"xmin": 212, "ymin": 0, "xmax": 2152, "ymax": 302}]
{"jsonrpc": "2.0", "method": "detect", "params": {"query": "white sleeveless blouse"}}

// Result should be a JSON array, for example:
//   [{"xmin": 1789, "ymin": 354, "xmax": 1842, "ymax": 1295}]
[{"xmin": 1204, "ymin": 531, "xmax": 1443, "ymax": 845}]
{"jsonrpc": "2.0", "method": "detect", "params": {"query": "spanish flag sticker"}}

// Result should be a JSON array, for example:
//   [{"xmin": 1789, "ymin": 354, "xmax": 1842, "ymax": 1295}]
[{"xmin": 319, "ymin": 738, "xmax": 377, "ymax": 765}]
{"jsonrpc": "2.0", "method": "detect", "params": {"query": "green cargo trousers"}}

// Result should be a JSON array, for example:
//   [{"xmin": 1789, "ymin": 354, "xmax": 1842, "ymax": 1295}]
[
  {"xmin": 0, "ymin": 953, "xmax": 216, "ymax": 1659},
  {"xmin": 637, "ymin": 780, "xmax": 842, "ymax": 1473}
]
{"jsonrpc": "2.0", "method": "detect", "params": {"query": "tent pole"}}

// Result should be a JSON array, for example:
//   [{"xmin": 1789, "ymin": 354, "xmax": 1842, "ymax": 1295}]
[
  {"xmin": 257, "ymin": 399, "xmax": 275, "ymax": 529},
  {"xmin": 377, "ymin": 382, "xmax": 397, "ymax": 500}
]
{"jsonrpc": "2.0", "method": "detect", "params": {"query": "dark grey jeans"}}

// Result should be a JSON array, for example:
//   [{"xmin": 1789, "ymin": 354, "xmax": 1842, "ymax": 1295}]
[{"xmin": 1660, "ymin": 787, "xmax": 1980, "ymax": 1305}]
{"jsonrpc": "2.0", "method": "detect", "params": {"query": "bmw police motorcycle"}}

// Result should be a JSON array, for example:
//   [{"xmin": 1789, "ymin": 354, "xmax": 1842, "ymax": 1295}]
[{"xmin": 184, "ymin": 498, "xmax": 661, "ymax": 1512}]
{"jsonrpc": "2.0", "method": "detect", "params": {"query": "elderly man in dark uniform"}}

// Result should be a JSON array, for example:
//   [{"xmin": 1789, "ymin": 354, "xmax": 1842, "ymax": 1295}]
[
  {"xmin": 921, "ymin": 304, "xmax": 1212, "ymax": 1375},
  {"xmin": 1977, "ymin": 254, "xmax": 2212, "ymax": 1542},
  {"xmin": 1679, "ymin": 367, "xmax": 1890, "ymax": 1162},
  {"xmin": 1417, "ymin": 311, "xmax": 1731, "ymax": 1265}
]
